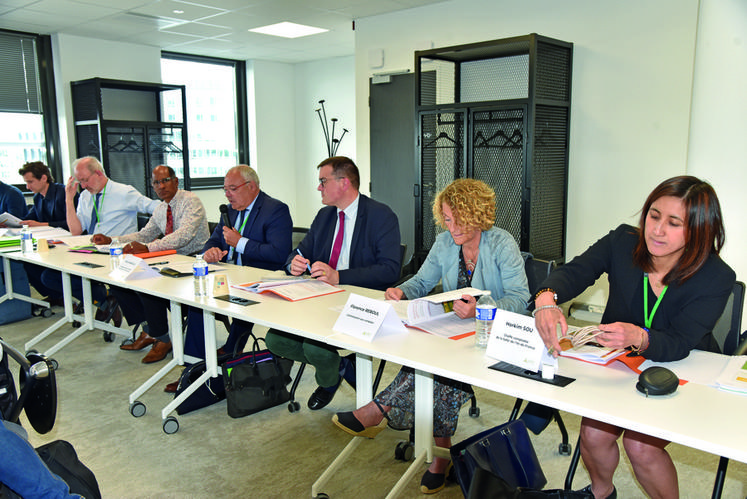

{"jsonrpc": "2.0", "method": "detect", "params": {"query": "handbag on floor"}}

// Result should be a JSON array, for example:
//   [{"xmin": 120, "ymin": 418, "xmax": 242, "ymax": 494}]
[
  {"xmin": 222, "ymin": 334, "xmax": 294, "ymax": 418},
  {"xmin": 451, "ymin": 419, "xmax": 547, "ymax": 497},
  {"xmin": 174, "ymin": 355, "xmax": 231, "ymax": 415},
  {"xmin": 467, "ymin": 467, "xmax": 592, "ymax": 499}
]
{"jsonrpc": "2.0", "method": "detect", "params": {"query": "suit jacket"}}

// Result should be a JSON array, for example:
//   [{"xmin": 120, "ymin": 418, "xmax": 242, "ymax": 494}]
[
  {"xmin": 0, "ymin": 182, "xmax": 27, "ymax": 219},
  {"xmin": 204, "ymin": 190, "xmax": 292, "ymax": 271},
  {"xmin": 25, "ymin": 183, "xmax": 72, "ymax": 229},
  {"xmin": 289, "ymin": 194, "xmax": 401, "ymax": 291},
  {"xmin": 542, "ymin": 224, "xmax": 735, "ymax": 361}
]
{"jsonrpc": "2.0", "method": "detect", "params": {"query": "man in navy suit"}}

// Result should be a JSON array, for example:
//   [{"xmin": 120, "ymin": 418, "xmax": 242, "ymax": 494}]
[
  {"xmin": 160, "ymin": 166, "xmax": 292, "ymax": 391},
  {"xmin": 266, "ymin": 156, "xmax": 401, "ymax": 410},
  {"xmin": 18, "ymin": 162, "xmax": 74, "ymax": 303}
]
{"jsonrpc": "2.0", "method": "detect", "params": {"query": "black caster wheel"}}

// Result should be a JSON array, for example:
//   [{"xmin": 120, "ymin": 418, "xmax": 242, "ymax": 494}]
[
  {"xmin": 72, "ymin": 320, "xmax": 81, "ymax": 328},
  {"xmin": 41, "ymin": 308, "xmax": 53, "ymax": 318},
  {"xmin": 469, "ymin": 406, "xmax": 480, "ymax": 418},
  {"xmin": 48, "ymin": 358, "xmax": 59, "ymax": 371},
  {"xmin": 163, "ymin": 416, "xmax": 179, "ymax": 434},
  {"xmin": 130, "ymin": 401, "xmax": 146, "ymax": 418},
  {"xmin": 394, "ymin": 441, "xmax": 414, "ymax": 461},
  {"xmin": 103, "ymin": 332, "xmax": 114, "ymax": 342},
  {"xmin": 314, "ymin": 494, "xmax": 329, "ymax": 499},
  {"xmin": 558, "ymin": 443, "xmax": 572, "ymax": 456},
  {"xmin": 288, "ymin": 400, "xmax": 300, "ymax": 413}
]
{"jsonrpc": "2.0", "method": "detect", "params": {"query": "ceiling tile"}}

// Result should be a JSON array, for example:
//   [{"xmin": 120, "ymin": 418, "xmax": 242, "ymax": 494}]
[
  {"xmin": 131, "ymin": 0, "xmax": 226, "ymax": 23},
  {"xmin": 161, "ymin": 21, "xmax": 231, "ymax": 38}
]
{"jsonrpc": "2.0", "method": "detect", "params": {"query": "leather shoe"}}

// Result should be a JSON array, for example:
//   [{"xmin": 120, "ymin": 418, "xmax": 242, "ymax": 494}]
[
  {"xmin": 307, "ymin": 382, "xmax": 340, "ymax": 410},
  {"xmin": 141, "ymin": 340, "xmax": 172, "ymax": 364},
  {"xmin": 578, "ymin": 485, "xmax": 616, "ymax": 499},
  {"xmin": 120, "ymin": 331, "xmax": 156, "ymax": 351},
  {"xmin": 164, "ymin": 380, "xmax": 180, "ymax": 393}
]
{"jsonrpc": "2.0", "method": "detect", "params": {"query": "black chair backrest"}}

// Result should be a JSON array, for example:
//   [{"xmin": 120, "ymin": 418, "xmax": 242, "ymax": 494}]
[
  {"xmin": 292, "ymin": 227, "xmax": 309, "ymax": 250},
  {"xmin": 711, "ymin": 280, "xmax": 745, "ymax": 355},
  {"xmin": 521, "ymin": 251, "xmax": 556, "ymax": 296}
]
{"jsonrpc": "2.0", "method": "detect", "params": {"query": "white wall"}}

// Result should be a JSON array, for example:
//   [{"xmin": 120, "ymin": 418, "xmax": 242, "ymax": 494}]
[
  {"xmin": 293, "ymin": 56, "xmax": 356, "ymax": 227},
  {"xmin": 352, "ymin": 0, "xmax": 747, "ymax": 308}
]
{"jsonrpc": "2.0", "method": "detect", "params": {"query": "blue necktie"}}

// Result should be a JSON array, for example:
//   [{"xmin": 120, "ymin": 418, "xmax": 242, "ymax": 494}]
[{"xmin": 88, "ymin": 192, "xmax": 102, "ymax": 234}]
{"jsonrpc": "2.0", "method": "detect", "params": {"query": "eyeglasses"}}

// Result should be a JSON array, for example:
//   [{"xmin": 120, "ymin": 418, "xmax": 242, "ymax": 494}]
[
  {"xmin": 318, "ymin": 176, "xmax": 345, "ymax": 187},
  {"xmin": 151, "ymin": 177, "xmax": 175, "ymax": 187},
  {"xmin": 223, "ymin": 181, "xmax": 249, "ymax": 193}
]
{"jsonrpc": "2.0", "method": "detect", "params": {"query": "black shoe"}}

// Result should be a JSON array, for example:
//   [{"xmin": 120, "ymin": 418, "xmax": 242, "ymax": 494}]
[
  {"xmin": 420, "ymin": 461, "xmax": 454, "ymax": 494},
  {"xmin": 308, "ymin": 381, "xmax": 340, "ymax": 410},
  {"xmin": 577, "ymin": 485, "xmax": 616, "ymax": 499},
  {"xmin": 340, "ymin": 353, "xmax": 356, "ymax": 389}
]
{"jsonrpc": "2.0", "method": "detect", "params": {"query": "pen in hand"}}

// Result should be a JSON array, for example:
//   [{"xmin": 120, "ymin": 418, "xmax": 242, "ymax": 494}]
[{"xmin": 296, "ymin": 248, "xmax": 313, "ymax": 274}]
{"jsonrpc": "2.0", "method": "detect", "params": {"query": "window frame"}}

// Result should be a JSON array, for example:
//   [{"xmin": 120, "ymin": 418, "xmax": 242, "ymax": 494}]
[
  {"xmin": 0, "ymin": 29, "xmax": 62, "ymax": 190},
  {"xmin": 161, "ymin": 51, "xmax": 248, "ymax": 189}
]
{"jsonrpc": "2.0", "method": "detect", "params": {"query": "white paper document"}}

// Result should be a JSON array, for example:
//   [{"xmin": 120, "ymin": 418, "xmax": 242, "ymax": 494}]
[
  {"xmin": 486, "ymin": 309, "xmax": 554, "ymax": 372},
  {"xmin": 0, "ymin": 212, "xmax": 23, "ymax": 228},
  {"xmin": 109, "ymin": 254, "xmax": 159, "ymax": 281},
  {"xmin": 333, "ymin": 293, "xmax": 407, "ymax": 342}
]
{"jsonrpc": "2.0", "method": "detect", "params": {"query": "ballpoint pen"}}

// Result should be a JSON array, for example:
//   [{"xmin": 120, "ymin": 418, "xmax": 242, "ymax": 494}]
[
  {"xmin": 147, "ymin": 261, "xmax": 170, "ymax": 266},
  {"xmin": 296, "ymin": 248, "xmax": 312, "ymax": 273}
]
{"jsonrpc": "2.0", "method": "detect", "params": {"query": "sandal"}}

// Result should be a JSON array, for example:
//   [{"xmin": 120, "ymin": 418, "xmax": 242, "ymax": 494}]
[
  {"xmin": 420, "ymin": 461, "xmax": 454, "ymax": 494},
  {"xmin": 332, "ymin": 400, "xmax": 390, "ymax": 439}
]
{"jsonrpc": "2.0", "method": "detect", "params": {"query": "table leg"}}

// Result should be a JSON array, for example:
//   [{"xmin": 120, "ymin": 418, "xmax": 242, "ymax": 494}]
[{"xmin": 0, "ymin": 256, "xmax": 48, "ymax": 308}]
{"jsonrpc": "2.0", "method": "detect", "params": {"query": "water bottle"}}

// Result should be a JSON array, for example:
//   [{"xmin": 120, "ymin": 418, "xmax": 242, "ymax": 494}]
[
  {"xmin": 193, "ymin": 254, "xmax": 209, "ymax": 297},
  {"xmin": 475, "ymin": 292, "xmax": 497, "ymax": 348},
  {"xmin": 20, "ymin": 225, "xmax": 34, "ymax": 254},
  {"xmin": 109, "ymin": 237, "xmax": 123, "ymax": 270}
]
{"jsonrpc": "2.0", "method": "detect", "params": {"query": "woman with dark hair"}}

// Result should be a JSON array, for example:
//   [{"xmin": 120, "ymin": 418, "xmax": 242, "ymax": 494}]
[
  {"xmin": 333, "ymin": 178, "xmax": 530, "ymax": 494},
  {"xmin": 533, "ymin": 175, "xmax": 735, "ymax": 499}
]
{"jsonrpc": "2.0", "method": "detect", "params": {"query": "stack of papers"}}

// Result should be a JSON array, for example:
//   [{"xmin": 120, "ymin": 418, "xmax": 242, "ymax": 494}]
[
  {"xmin": 0, "ymin": 212, "xmax": 22, "ymax": 228},
  {"xmin": 390, "ymin": 287, "xmax": 489, "ymax": 340},
  {"xmin": 714, "ymin": 356, "xmax": 747, "ymax": 395},
  {"xmin": 558, "ymin": 325, "xmax": 626, "ymax": 365},
  {"xmin": 233, "ymin": 277, "xmax": 344, "ymax": 302}
]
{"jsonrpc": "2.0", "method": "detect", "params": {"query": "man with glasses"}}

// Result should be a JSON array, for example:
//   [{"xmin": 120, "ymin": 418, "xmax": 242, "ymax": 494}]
[
  {"xmin": 266, "ymin": 156, "xmax": 402, "ymax": 411},
  {"xmin": 40, "ymin": 156, "xmax": 160, "ymax": 326},
  {"xmin": 91, "ymin": 165, "xmax": 210, "ymax": 363},
  {"xmin": 161, "ymin": 165, "xmax": 292, "ymax": 389}
]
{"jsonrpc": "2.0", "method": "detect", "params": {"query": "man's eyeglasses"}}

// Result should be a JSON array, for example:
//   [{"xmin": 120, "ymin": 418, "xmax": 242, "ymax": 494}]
[
  {"xmin": 318, "ymin": 176, "xmax": 344, "ymax": 187},
  {"xmin": 223, "ymin": 181, "xmax": 249, "ymax": 193},
  {"xmin": 151, "ymin": 177, "xmax": 175, "ymax": 187}
]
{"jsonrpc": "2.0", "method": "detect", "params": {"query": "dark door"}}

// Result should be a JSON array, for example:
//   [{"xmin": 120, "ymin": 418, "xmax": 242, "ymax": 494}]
[{"xmin": 369, "ymin": 73, "xmax": 416, "ymax": 268}]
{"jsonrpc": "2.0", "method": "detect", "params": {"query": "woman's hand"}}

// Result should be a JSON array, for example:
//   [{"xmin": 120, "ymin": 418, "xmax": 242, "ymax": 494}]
[
  {"xmin": 453, "ymin": 294, "xmax": 476, "ymax": 319},
  {"xmin": 385, "ymin": 287, "xmax": 404, "ymax": 301},
  {"xmin": 533, "ymin": 291, "xmax": 566, "ymax": 357},
  {"xmin": 596, "ymin": 322, "xmax": 646, "ymax": 350}
]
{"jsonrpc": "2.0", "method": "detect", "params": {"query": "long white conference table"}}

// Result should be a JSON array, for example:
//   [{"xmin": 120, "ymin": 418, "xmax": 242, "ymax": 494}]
[{"xmin": 2, "ymin": 245, "xmax": 747, "ymax": 499}]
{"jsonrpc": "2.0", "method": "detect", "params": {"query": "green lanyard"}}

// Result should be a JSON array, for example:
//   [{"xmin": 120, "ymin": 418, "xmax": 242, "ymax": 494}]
[
  {"xmin": 235, "ymin": 210, "xmax": 249, "ymax": 234},
  {"xmin": 92, "ymin": 184, "xmax": 107, "ymax": 226},
  {"xmin": 643, "ymin": 273, "xmax": 668, "ymax": 329}
]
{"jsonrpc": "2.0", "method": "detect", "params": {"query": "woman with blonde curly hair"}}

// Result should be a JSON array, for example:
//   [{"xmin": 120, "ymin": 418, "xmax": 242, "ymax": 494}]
[{"xmin": 332, "ymin": 178, "xmax": 530, "ymax": 494}]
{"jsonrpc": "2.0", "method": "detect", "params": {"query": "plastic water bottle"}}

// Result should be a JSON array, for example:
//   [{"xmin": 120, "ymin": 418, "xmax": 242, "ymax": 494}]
[
  {"xmin": 193, "ymin": 254, "xmax": 209, "ymax": 297},
  {"xmin": 20, "ymin": 225, "xmax": 34, "ymax": 254},
  {"xmin": 109, "ymin": 238, "xmax": 123, "ymax": 270},
  {"xmin": 475, "ymin": 292, "xmax": 497, "ymax": 348}
]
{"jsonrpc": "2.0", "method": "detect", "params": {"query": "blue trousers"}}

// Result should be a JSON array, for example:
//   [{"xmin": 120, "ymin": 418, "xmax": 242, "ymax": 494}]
[
  {"xmin": 0, "ymin": 419, "xmax": 81, "ymax": 499},
  {"xmin": 39, "ymin": 270, "xmax": 107, "ymax": 307}
]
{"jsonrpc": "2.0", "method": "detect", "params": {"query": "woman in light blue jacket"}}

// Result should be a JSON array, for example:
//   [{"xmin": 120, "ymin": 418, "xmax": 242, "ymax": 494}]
[{"xmin": 332, "ymin": 179, "xmax": 530, "ymax": 495}]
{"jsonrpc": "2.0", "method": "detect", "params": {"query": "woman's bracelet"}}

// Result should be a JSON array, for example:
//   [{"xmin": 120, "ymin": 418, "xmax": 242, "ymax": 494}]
[
  {"xmin": 630, "ymin": 327, "xmax": 650, "ymax": 353},
  {"xmin": 534, "ymin": 288, "xmax": 557, "ymax": 303},
  {"xmin": 531, "ymin": 305, "xmax": 563, "ymax": 318}
]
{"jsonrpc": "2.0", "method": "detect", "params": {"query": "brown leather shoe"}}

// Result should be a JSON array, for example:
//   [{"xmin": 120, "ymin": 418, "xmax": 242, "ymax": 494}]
[
  {"xmin": 141, "ymin": 340, "xmax": 172, "ymax": 364},
  {"xmin": 164, "ymin": 380, "xmax": 180, "ymax": 393},
  {"xmin": 120, "ymin": 331, "xmax": 156, "ymax": 351}
]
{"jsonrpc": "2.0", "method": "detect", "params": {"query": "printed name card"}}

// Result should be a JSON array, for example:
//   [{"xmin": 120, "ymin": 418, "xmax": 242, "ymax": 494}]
[
  {"xmin": 486, "ymin": 309, "xmax": 556, "ymax": 372},
  {"xmin": 333, "ymin": 293, "xmax": 407, "ymax": 342},
  {"xmin": 110, "ymin": 254, "xmax": 159, "ymax": 281}
]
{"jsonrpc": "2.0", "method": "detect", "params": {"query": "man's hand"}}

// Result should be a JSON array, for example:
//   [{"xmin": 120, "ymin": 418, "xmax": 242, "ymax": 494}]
[
  {"xmin": 65, "ymin": 176, "xmax": 78, "ymax": 199},
  {"xmin": 311, "ymin": 261, "xmax": 339, "ymax": 285},
  {"xmin": 203, "ymin": 247, "xmax": 227, "ymax": 263},
  {"xmin": 123, "ymin": 241, "xmax": 148, "ymax": 254},
  {"xmin": 222, "ymin": 226, "xmax": 241, "ymax": 248},
  {"xmin": 289, "ymin": 254, "xmax": 310, "ymax": 276},
  {"xmin": 91, "ymin": 234, "xmax": 111, "ymax": 245},
  {"xmin": 21, "ymin": 221, "xmax": 48, "ymax": 227}
]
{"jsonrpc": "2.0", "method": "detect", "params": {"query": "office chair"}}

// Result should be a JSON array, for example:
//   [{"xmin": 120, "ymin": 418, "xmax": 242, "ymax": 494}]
[{"xmin": 562, "ymin": 280, "xmax": 745, "ymax": 499}]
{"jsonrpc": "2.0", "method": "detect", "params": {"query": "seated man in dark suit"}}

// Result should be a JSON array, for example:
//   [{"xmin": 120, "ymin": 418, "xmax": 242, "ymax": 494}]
[
  {"xmin": 266, "ymin": 156, "xmax": 402, "ymax": 410},
  {"xmin": 164, "ymin": 165, "xmax": 293, "ymax": 392},
  {"xmin": 18, "ymin": 161, "xmax": 75, "ymax": 304}
]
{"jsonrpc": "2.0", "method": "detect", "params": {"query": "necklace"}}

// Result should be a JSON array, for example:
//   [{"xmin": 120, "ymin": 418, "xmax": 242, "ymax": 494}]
[{"xmin": 465, "ymin": 259, "xmax": 475, "ymax": 274}]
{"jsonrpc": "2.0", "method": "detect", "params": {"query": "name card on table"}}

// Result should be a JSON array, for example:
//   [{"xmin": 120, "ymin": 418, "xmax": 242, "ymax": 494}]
[
  {"xmin": 333, "ymin": 293, "xmax": 407, "ymax": 342},
  {"xmin": 486, "ymin": 309, "xmax": 556, "ymax": 373},
  {"xmin": 110, "ymin": 254, "xmax": 159, "ymax": 281}
]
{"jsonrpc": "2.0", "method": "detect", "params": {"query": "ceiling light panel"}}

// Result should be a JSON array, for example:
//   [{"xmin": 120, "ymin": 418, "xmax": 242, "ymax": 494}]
[{"xmin": 250, "ymin": 21, "xmax": 327, "ymax": 38}]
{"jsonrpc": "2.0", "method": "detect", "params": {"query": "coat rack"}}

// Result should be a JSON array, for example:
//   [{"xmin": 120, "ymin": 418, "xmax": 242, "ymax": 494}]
[{"xmin": 315, "ymin": 100, "xmax": 348, "ymax": 157}]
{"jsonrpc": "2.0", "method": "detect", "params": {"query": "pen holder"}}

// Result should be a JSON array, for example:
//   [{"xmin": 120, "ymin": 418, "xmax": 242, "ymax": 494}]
[{"xmin": 213, "ymin": 274, "xmax": 228, "ymax": 296}]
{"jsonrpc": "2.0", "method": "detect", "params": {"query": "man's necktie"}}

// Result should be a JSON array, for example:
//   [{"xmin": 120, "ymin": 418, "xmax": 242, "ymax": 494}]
[
  {"xmin": 165, "ymin": 205, "xmax": 174, "ymax": 235},
  {"xmin": 328, "ymin": 211, "xmax": 345, "ymax": 270},
  {"xmin": 88, "ymin": 192, "xmax": 102, "ymax": 234}
]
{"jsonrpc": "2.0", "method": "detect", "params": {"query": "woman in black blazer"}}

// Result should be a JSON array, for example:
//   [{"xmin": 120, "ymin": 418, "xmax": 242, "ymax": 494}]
[{"xmin": 533, "ymin": 176, "xmax": 735, "ymax": 499}]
